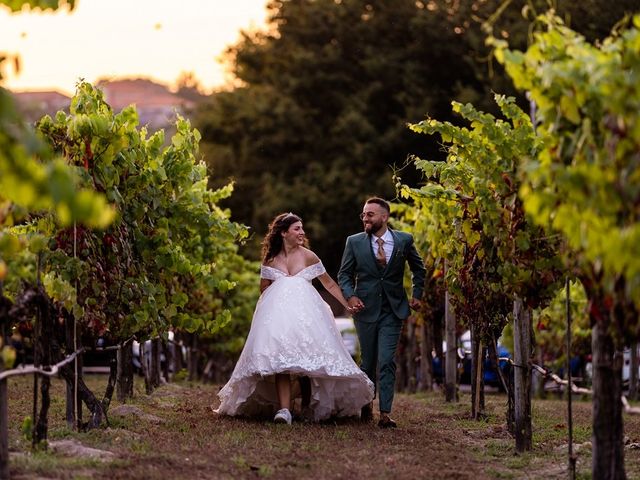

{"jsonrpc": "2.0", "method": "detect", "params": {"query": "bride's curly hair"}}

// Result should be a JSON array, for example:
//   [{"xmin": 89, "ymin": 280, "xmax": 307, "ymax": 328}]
[{"xmin": 261, "ymin": 212, "xmax": 306, "ymax": 263}]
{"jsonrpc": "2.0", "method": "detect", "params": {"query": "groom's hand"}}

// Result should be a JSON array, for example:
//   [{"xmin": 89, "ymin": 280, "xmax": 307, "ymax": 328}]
[{"xmin": 348, "ymin": 296, "xmax": 364, "ymax": 313}]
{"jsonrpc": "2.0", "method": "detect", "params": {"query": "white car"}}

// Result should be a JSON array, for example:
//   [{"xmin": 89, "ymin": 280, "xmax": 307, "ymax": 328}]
[
  {"xmin": 334, "ymin": 317, "xmax": 359, "ymax": 358},
  {"xmin": 132, "ymin": 331, "xmax": 186, "ymax": 373}
]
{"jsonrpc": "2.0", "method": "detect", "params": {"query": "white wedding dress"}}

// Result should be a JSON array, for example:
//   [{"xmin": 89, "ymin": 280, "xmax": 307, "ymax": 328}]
[{"xmin": 215, "ymin": 262, "xmax": 374, "ymax": 421}]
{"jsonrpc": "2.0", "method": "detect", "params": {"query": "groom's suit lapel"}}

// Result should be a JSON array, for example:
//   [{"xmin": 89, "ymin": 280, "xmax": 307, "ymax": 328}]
[
  {"xmin": 388, "ymin": 230, "xmax": 401, "ymax": 270},
  {"xmin": 358, "ymin": 233, "xmax": 379, "ymax": 271}
]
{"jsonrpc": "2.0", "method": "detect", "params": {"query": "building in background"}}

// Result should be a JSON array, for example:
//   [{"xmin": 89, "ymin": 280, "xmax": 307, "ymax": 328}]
[
  {"xmin": 11, "ymin": 90, "xmax": 71, "ymax": 123},
  {"xmin": 97, "ymin": 78, "xmax": 196, "ymax": 132},
  {"xmin": 12, "ymin": 77, "xmax": 197, "ymax": 136}
]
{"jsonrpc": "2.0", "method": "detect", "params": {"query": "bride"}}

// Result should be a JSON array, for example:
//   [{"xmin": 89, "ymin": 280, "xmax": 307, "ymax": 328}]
[{"xmin": 215, "ymin": 212, "xmax": 374, "ymax": 424}]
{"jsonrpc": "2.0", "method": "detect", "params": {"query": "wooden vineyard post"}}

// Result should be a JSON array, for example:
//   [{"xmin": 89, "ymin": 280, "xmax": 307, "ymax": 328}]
[{"xmin": 513, "ymin": 297, "xmax": 532, "ymax": 451}]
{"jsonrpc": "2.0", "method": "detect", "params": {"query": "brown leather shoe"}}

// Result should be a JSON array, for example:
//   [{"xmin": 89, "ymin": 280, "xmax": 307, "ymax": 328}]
[
  {"xmin": 361, "ymin": 402, "xmax": 373, "ymax": 422},
  {"xmin": 378, "ymin": 413, "xmax": 397, "ymax": 428}
]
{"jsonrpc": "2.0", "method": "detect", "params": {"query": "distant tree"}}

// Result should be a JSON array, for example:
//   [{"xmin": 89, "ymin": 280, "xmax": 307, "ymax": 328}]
[
  {"xmin": 196, "ymin": 0, "xmax": 484, "ymax": 272},
  {"xmin": 175, "ymin": 71, "xmax": 206, "ymax": 103},
  {"xmin": 195, "ymin": 0, "xmax": 638, "ymax": 273}
]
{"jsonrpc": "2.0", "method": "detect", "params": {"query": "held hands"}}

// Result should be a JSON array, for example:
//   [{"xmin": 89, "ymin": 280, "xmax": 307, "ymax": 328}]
[
  {"xmin": 347, "ymin": 296, "xmax": 422, "ymax": 314},
  {"xmin": 347, "ymin": 296, "xmax": 364, "ymax": 315},
  {"xmin": 346, "ymin": 296, "xmax": 421, "ymax": 313}
]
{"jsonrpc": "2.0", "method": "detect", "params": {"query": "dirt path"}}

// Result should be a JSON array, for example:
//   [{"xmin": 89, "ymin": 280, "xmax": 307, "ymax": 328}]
[
  {"xmin": 102, "ymin": 385, "xmax": 494, "ymax": 480},
  {"xmin": 7, "ymin": 377, "xmax": 640, "ymax": 479}
]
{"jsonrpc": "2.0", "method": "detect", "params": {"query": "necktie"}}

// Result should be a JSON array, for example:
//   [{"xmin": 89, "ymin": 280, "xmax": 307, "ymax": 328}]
[{"xmin": 376, "ymin": 237, "xmax": 386, "ymax": 266}]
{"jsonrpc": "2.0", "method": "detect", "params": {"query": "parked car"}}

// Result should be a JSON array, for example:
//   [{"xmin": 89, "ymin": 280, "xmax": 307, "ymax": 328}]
[
  {"xmin": 132, "ymin": 331, "xmax": 186, "ymax": 374},
  {"xmin": 431, "ymin": 335, "xmax": 466, "ymax": 385},
  {"xmin": 459, "ymin": 330, "xmax": 512, "ymax": 390},
  {"xmin": 583, "ymin": 347, "xmax": 640, "ymax": 389},
  {"xmin": 82, "ymin": 336, "xmax": 114, "ymax": 371},
  {"xmin": 334, "ymin": 316, "xmax": 359, "ymax": 358},
  {"xmin": 584, "ymin": 347, "xmax": 639, "ymax": 388},
  {"xmin": 622, "ymin": 348, "xmax": 639, "ymax": 386}
]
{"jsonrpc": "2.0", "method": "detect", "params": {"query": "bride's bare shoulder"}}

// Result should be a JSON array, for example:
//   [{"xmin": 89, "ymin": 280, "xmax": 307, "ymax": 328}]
[{"xmin": 301, "ymin": 247, "xmax": 321, "ymax": 266}]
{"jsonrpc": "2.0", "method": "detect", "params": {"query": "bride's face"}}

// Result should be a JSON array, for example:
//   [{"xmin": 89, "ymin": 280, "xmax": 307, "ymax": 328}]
[{"xmin": 282, "ymin": 221, "xmax": 305, "ymax": 246}]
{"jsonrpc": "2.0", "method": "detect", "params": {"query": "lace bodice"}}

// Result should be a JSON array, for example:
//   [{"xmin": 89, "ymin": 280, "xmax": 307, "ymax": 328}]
[{"xmin": 260, "ymin": 262, "xmax": 326, "ymax": 282}]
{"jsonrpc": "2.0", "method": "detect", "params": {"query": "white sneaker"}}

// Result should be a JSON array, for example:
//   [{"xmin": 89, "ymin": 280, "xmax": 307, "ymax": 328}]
[{"xmin": 274, "ymin": 408, "xmax": 292, "ymax": 425}]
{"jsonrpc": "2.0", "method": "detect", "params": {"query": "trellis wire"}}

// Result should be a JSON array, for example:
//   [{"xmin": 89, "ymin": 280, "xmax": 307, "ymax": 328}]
[
  {"xmin": 501, "ymin": 358, "xmax": 638, "ymax": 411},
  {"xmin": 0, "ymin": 348, "xmax": 85, "ymax": 382}
]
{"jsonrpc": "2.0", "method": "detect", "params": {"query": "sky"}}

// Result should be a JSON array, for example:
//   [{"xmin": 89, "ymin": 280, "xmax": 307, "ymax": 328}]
[{"xmin": 0, "ymin": 0, "xmax": 270, "ymax": 95}]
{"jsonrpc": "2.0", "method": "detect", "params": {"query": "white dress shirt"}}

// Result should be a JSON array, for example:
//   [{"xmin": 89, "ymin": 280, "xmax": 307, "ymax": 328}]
[{"xmin": 370, "ymin": 229, "xmax": 394, "ymax": 264}]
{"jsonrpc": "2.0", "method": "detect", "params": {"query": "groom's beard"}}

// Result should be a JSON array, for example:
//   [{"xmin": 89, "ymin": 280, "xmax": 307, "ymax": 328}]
[{"xmin": 364, "ymin": 220, "xmax": 383, "ymax": 235}]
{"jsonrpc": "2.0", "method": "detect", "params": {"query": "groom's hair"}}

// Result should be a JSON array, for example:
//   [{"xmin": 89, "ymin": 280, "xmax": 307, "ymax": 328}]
[{"xmin": 365, "ymin": 197, "xmax": 390, "ymax": 214}]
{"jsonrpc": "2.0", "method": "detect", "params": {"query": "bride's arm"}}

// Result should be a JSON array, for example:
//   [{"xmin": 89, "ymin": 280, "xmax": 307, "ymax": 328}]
[
  {"xmin": 305, "ymin": 249, "xmax": 352, "ymax": 313},
  {"xmin": 318, "ymin": 273, "xmax": 351, "ymax": 313}
]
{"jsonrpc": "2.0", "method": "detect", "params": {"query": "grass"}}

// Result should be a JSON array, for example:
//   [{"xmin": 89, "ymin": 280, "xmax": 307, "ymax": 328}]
[{"xmin": 4, "ymin": 375, "xmax": 640, "ymax": 479}]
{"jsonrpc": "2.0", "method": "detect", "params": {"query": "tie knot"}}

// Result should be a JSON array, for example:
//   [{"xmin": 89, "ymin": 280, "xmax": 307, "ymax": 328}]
[{"xmin": 376, "ymin": 237, "xmax": 384, "ymax": 246}]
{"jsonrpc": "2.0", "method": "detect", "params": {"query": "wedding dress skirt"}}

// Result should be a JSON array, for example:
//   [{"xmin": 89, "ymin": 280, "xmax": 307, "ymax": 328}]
[{"xmin": 215, "ymin": 262, "xmax": 374, "ymax": 421}]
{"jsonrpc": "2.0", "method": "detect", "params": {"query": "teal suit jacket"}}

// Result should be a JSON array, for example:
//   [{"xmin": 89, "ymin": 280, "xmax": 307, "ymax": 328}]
[{"xmin": 338, "ymin": 229, "xmax": 426, "ymax": 323}]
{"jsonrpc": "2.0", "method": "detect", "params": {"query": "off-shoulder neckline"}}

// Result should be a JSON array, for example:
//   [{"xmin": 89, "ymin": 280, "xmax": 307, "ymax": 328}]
[{"xmin": 262, "ymin": 262, "xmax": 322, "ymax": 277}]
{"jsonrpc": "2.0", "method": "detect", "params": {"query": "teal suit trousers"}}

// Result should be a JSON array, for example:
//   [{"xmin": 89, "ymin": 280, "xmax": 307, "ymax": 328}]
[{"xmin": 355, "ymin": 302, "xmax": 402, "ymax": 413}]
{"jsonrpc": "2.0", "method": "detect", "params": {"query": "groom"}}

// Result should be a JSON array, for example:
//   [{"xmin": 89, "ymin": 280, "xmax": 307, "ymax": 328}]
[{"xmin": 338, "ymin": 197, "xmax": 426, "ymax": 428}]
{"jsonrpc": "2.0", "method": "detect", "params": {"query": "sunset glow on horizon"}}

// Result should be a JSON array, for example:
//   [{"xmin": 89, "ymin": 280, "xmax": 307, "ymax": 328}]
[{"xmin": 0, "ymin": 0, "xmax": 269, "ymax": 95}]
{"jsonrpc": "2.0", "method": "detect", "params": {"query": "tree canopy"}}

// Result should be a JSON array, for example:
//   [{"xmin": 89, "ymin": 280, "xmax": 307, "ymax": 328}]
[{"xmin": 195, "ymin": 0, "xmax": 638, "ymax": 273}]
